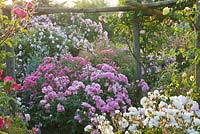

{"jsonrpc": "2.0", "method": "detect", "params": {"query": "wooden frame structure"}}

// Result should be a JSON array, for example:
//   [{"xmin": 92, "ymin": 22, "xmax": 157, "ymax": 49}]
[{"xmin": 3, "ymin": 0, "xmax": 200, "ymax": 89}]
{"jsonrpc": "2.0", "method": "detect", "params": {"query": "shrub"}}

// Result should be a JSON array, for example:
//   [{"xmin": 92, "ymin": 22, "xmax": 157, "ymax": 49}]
[
  {"xmin": 21, "ymin": 54, "xmax": 131, "ymax": 134},
  {"xmin": 15, "ymin": 14, "xmax": 109, "ymax": 82},
  {"xmin": 0, "ymin": 70, "xmax": 32, "ymax": 134},
  {"xmin": 14, "ymin": 15, "xmax": 69, "ymax": 81},
  {"xmin": 84, "ymin": 90, "xmax": 200, "ymax": 134}
]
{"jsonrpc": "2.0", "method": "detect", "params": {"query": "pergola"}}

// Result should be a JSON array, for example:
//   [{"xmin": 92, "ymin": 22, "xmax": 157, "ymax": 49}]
[{"xmin": 3, "ymin": 0, "xmax": 200, "ymax": 90}]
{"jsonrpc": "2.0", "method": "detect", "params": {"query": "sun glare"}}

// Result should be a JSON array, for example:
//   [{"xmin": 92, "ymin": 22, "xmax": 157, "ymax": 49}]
[
  {"xmin": 52, "ymin": 0, "xmax": 118, "ymax": 7},
  {"xmin": 5, "ymin": 0, "xmax": 118, "ymax": 6},
  {"xmin": 5, "ymin": 0, "xmax": 12, "ymax": 5}
]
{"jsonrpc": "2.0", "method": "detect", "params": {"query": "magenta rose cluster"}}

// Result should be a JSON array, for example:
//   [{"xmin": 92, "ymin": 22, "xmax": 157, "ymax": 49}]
[{"xmin": 22, "ymin": 54, "xmax": 131, "ymax": 124}]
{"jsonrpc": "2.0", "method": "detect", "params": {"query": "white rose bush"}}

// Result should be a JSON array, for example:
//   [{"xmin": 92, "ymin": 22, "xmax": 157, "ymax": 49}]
[{"xmin": 85, "ymin": 90, "xmax": 200, "ymax": 134}]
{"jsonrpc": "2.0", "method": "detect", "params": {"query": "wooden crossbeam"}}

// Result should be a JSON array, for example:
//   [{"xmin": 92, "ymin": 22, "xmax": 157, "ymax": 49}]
[
  {"xmin": 4, "ymin": 6, "xmax": 137, "ymax": 15},
  {"xmin": 126, "ymin": 0, "xmax": 163, "ymax": 16},
  {"xmin": 34, "ymin": 6, "xmax": 136, "ymax": 14},
  {"xmin": 142, "ymin": 0, "xmax": 177, "ymax": 8}
]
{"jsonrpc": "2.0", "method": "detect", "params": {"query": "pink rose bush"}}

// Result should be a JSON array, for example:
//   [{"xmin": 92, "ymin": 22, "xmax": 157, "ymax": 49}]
[
  {"xmin": 12, "ymin": 2, "xmax": 33, "ymax": 19},
  {"xmin": 84, "ymin": 90, "xmax": 200, "ymax": 134},
  {"xmin": 0, "ymin": 70, "xmax": 22, "ymax": 93},
  {"xmin": 21, "ymin": 54, "xmax": 131, "ymax": 133},
  {"xmin": 0, "ymin": 70, "xmax": 32, "ymax": 133}
]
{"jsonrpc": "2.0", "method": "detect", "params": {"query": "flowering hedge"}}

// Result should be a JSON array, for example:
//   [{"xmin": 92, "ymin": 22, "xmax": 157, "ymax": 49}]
[
  {"xmin": 15, "ymin": 14, "xmax": 109, "ymax": 82},
  {"xmin": 84, "ymin": 90, "xmax": 200, "ymax": 134},
  {"xmin": 21, "ymin": 54, "xmax": 131, "ymax": 133}
]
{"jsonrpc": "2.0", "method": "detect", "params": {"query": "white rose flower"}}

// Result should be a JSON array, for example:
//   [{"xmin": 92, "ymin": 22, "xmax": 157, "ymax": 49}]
[
  {"xmin": 173, "ymin": 100, "xmax": 183, "ymax": 109},
  {"xmin": 194, "ymin": 118, "xmax": 200, "ymax": 126},
  {"xmin": 153, "ymin": 90, "xmax": 160, "ymax": 96},
  {"xmin": 123, "ymin": 112, "xmax": 130, "ymax": 117},
  {"xmin": 25, "ymin": 114, "xmax": 31, "ymax": 122},
  {"xmin": 115, "ymin": 110, "xmax": 120, "ymax": 114},
  {"xmin": 182, "ymin": 112, "xmax": 193, "ymax": 123},
  {"xmin": 163, "ymin": 7, "xmax": 170, "ymax": 15},
  {"xmin": 105, "ymin": 121, "xmax": 110, "ymax": 125},
  {"xmin": 191, "ymin": 102, "xmax": 199, "ymax": 111},
  {"xmin": 138, "ymin": 108, "xmax": 145, "ymax": 115},
  {"xmin": 186, "ymin": 128, "xmax": 199, "ymax": 134},
  {"xmin": 99, "ymin": 115, "xmax": 106, "ymax": 121},
  {"xmin": 125, "ymin": 131, "xmax": 130, "ymax": 134},
  {"xmin": 119, "ymin": 118, "xmax": 129, "ymax": 129},
  {"xmin": 147, "ymin": 92, "xmax": 152, "ymax": 96},
  {"xmin": 160, "ymin": 95, "xmax": 168, "ymax": 101},
  {"xmin": 195, "ymin": 110, "xmax": 200, "ymax": 117},
  {"xmin": 170, "ymin": 96, "xmax": 177, "ymax": 101},
  {"xmin": 140, "ymin": 97, "xmax": 147, "ymax": 106},
  {"xmin": 84, "ymin": 125, "xmax": 93, "ymax": 132},
  {"xmin": 128, "ymin": 124, "xmax": 137, "ymax": 131},
  {"xmin": 155, "ymin": 111, "xmax": 165, "ymax": 117},
  {"xmin": 178, "ymin": 95, "xmax": 187, "ymax": 105},
  {"xmin": 129, "ymin": 111, "xmax": 140, "ymax": 116},
  {"xmin": 128, "ymin": 107, "xmax": 137, "ymax": 112},
  {"xmin": 16, "ymin": 97, "xmax": 22, "ymax": 105},
  {"xmin": 166, "ymin": 109, "xmax": 178, "ymax": 116},
  {"xmin": 104, "ymin": 125, "xmax": 114, "ymax": 134},
  {"xmin": 148, "ymin": 116, "xmax": 159, "ymax": 128},
  {"xmin": 143, "ymin": 118, "xmax": 149, "ymax": 126},
  {"xmin": 158, "ymin": 101, "xmax": 167, "ymax": 109}
]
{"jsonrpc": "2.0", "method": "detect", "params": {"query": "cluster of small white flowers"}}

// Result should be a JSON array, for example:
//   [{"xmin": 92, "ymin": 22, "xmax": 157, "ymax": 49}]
[
  {"xmin": 84, "ymin": 114, "xmax": 114, "ymax": 134},
  {"xmin": 140, "ymin": 90, "xmax": 200, "ymax": 132},
  {"xmin": 27, "ymin": 15, "xmax": 69, "ymax": 56},
  {"xmin": 66, "ymin": 14, "xmax": 109, "ymax": 52},
  {"xmin": 15, "ymin": 15, "xmax": 70, "ymax": 80},
  {"xmin": 84, "ymin": 90, "xmax": 200, "ymax": 134}
]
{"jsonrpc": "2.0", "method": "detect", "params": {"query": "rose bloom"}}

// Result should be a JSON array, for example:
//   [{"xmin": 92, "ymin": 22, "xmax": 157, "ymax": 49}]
[
  {"xmin": 25, "ymin": 114, "xmax": 31, "ymax": 122},
  {"xmin": 163, "ymin": 7, "xmax": 170, "ymax": 15},
  {"xmin": 5, "ymin": 119, "xmax": 11, "ymax": 128},
  {"xmin": 0, "ymin": 70, "xmax": 3, "ymax": 80},
  {"xmin": 12, "ymin": 83, "xmax": 22, "ymax": 90},
  {"xmin": 3, "ymin": 76, "xmax": 15, "ymax": 83},
  {"xmin": 26, "ymin": 2, "xmax": 33, "ymax": 10},
  {"xmin": 0, "ymin": 117, "xmax": 3, "ymax": 129},
  {"xmin": 12, "ymin": 7, "xmax": 26, "ymax": 19}
]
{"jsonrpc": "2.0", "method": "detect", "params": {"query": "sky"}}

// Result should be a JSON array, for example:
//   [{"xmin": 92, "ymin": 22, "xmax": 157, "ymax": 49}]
[{"xmin": 5, "ymin": 0, "xmax": 118, "ymax": 7}]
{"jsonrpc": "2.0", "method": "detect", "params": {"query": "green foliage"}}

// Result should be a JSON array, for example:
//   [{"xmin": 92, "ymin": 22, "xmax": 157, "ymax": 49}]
[
  {"xmin": 3, "ymin": 117, "xmax": 33, "ymax": 134},
  {"xmin": 74, "ymin": 0, "xmax": 107, "ymax": 8},
  {"xmin": 0, "ymin": 1, "xmax": 33, "ymax": 72}
]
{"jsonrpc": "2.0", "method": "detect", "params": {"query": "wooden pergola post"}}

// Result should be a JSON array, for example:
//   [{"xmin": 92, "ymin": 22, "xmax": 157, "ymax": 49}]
[
  {"xmin": 196, "ymin": 0, "xmax": 200, "ymax": 87},
  {"xmin": 133, "ymin": 14, "xmax": 141, "ymax": 80},
  {"xmin": 2, "ymin": 8, "xmax": 16, "ymax": 80}
]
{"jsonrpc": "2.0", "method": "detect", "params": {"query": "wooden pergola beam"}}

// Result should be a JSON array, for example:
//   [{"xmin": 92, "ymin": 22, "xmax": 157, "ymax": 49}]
[
  {"xmin": 126, "ymin": 0, "xmax": 163, "ymax": 16},
  {"xmin": 4, "ymin": 6, "xmax": 137, "ymax": 14},
  {"xmin": 142, "ymin": 0, "xmax": 177, "ymax": 8},
  {"xmin": 35, "ymin": 6, "xmax": 136, "ymax": 14}
]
